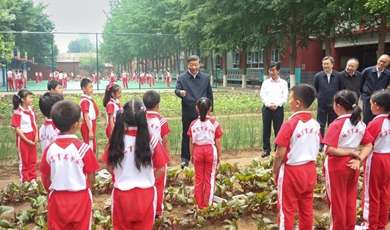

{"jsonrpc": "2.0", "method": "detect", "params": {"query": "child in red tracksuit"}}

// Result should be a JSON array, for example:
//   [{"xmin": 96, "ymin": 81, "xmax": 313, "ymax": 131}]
[
  {"xmin": 10, "ymin": 90, "xmax": 38, "ymax": 183},
  {"xmin": 103, "ymin": 83, "xmax": 122, "ymax": 138},
  {"xmin": 39, "ymin": 100, "xmax": 100, "ymax": 230},
  {"xmin": 38, "ymin": 92, "xmax": 64, "ymax": 190},
  {"xmin": 323, "ymin": 90, "xmax": 373, "ymax": 230},
  {"xmin": 272, "ymin": 84, "xmax": 321, "ymax": 230},
  {"xmin": 143, "ymin": 90, "xmax": 171, "ymax": 218},
  {"xmin": 80, "ymin": 78, "xmax": 99, "ymax": 154},
  {"xmin": 187, "ymin": 97, "xmax": 223, "ymax": 209},
  {"xmin": 361, "ymin": 91, "xmax": 390, "ymax": 229},
  {"xmin": 102, "ymin": 98, "xmax": 170, "ymax": 229}
]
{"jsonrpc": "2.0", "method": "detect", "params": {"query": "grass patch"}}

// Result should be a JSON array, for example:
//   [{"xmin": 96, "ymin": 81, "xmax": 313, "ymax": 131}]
[{"xmin": 0, "ymin": 91, "xmax": 318, "ymax": 165}]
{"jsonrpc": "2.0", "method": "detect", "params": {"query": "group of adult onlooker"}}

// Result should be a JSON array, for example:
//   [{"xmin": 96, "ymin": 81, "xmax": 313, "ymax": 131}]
[{"xmin": 260, "ymin": 54, "xmax": 390, "ymax": 156}]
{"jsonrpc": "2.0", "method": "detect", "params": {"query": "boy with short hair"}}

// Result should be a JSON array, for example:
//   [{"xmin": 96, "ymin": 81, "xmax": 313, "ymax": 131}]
[
  {"xmin": 39, "ymin": 100, "xmax": 100, "ymax": 229},
  {"xmin": 272, "ymin": 84, "xmax": 321, "ymax": 230},
  {"xmin": 47, "ymin": 80, "xmax": 63, "ymax": 95},
  {"xmin": 142, "ymin": 90, "xmax": 171, "ymax": 218},
  {"xmin": 80, "ymin": 78, "xmax": 99, "ymax": 154},
  {"xmin": 38, "ymin": 92, "xmax": 64, "ymax": 152}
]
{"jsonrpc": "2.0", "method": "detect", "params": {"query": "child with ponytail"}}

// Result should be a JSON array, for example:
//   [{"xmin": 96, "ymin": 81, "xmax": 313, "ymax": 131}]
[
  {"xmin": 10, "ymin": 90, "xmax": 38, "ymax": 183},
  {"xmin": 102, "ymin": 98, "xmax": 170, "ymax": 229},
  {"xmin": 322, "ymin": 90, "xmax": 373, "ymax": 229},
  {"xmin": 361, "ymin": 91, "xmax": 390, "ymax": 229},
  {"xmin": 187, "ymin": 97, "xmax": 223, "ymax": 209},
  {"xmin": 103, "ymin": 83, "xmax": 122, "ymax": 138}
]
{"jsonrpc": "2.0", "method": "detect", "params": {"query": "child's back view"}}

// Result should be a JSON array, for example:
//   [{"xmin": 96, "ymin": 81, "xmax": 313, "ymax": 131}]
[
  {"xmin": 39, "ymin": 100, "xmax": 100, "ymax": 229},
  {"xmin": 272, "ymin": 84, "xmax": 321, "ymax": 229},
  {"xmin": 38, "ymin": 92, "xmax": 63, "ymax": 152},
  {"xmin": 143, "ymin": 90, "xmax": 171, "ymax": 218}
]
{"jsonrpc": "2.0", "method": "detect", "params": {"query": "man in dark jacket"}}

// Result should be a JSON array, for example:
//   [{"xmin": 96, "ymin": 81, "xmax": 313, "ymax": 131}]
[
  {"xmin": 361, "ymin": 54, "xmax": 390, "ymax": 124},
  {"xmin": 175, "ymin": 55, "xmax": 213, "ymax": 169},
  {"xmin": 313, "ymin": 56, "xmax": 342, "ymax": 151}
]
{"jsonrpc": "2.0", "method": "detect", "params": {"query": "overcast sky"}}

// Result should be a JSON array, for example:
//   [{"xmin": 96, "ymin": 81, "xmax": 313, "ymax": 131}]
[{"xmin": 32, "ymin": 0, "xmax": 110, "ymax": 53}]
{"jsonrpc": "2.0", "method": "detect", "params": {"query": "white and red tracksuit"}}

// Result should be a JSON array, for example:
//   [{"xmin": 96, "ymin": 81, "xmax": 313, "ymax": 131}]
[
  {"xmin": 148, "ymin": 73, "xmax": 154, "ymax": 87},
  {"xmin": 22, "ymin": 73, "xmax": 27, "ymax": 88},
  {"xmin": 102, "ymin": 127, "xmax": 170, "ymax": 230},
  {"xmin": 141, "ymin": 72, "xmax": 146, "ymax": 85},
  {"xmin": 58, "ymin": 73, "xmax": 64, "ymax": 85},
  {"xmin": 110, "ymin": 72, "xmax": 116, "ymax": 84},
  {"xmin": 133, "ymin": 73, "xmax": 138, "ymax": 84},
  {"xmin": 10, "ymin": 106, "xmax": 38, "ymax": 183},
  {"xmin": 39, "ymin": 118, "xmax": 60, "ymax": 152},
  {"xmin": 274, "ymin": 111, "xmax": 321, "ymax": 230},
  {"xmin": 35, "ymin": 72, "xmax": 39, "ymax": 83},
  {"xmin": 323, "ymin": 114, "xmax": 374, "ymax": 230},
  {"xmin": 49, "ymin": 72, "xmax": 53, "ymax": 81},
  {"xmin": 15, "ymin": 72, "xmax": 22, "ymax": 90},
  {"xmin": 187, "ymin": 116, "xmax": 223, "ymax": 209},
  {"xmin": 146, "ymin": 111, "xmax": 171, "ymax": 216},
  {"xmin": 54, "ymin": 71, "xmax": 59, "ymax": 81},
  {"xmin": 80, "ymin": 94, "xmax": 99, "ymax": 154},
  {"xmin": 7, "ymin": 70, "xmax": 15, "ymax": 91},
  {"xmin": 122, "ymin": 72, "xmax": 128, "ymax": 88},
  {"xmin": 63, "ymin": 73, "xmax": 68, "ymax": 88},
  {"xmin": 39, "ymin": 118, "xmax": 60, "ymax": 190},
  {"xmin": 165, "ymin": 71, "xmax": 171, "ymax": 87},
  {"xmin": 361, "ymin": 114, "xmax": 390, "ymax": 229},
  {"xmin": 105, "ymin": 98, "xmax": 121, "ymax": 138},
  {"xmin": 39, "ymin": 72, "xmax": 43, "ymax": 82},
  {"xmin": 39, "ymin": 134, "xmax": 100, "ymax": 230}
]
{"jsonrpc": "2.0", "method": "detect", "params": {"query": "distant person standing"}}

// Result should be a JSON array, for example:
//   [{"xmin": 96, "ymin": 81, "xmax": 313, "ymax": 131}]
[
  {"xmin": 260, "ymin": 62, "xmax": 288, "ymax": 158},
  {"xmin": 313, "ymin": 56, "xmax": 342, "ymax": 151},
  {"xmin": 361, "ymin": 54, "xmax": 390, "ymax": 124},
  {"xmin": 175, "ymin": 55, "xmax": 213, "ymax": 169},
  {"xmin": 340, "ymin": 58, "xmax": 363, "ymax": 98},
  {"xmin": 7, "ymin": 69, "xmax": 15, "ymax": 91}
]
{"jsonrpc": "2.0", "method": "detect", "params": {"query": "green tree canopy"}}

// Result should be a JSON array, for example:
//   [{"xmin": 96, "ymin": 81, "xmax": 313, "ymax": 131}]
[{"xmin": 68, "ymin": 38, "xmax": 95, "ymax": 53}]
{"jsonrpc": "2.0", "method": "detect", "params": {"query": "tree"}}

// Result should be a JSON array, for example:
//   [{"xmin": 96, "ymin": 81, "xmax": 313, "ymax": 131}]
[
  {"xmin": 5, "ymin": 0, "xmax": 59, "ymax": 61},
  {"xmin": 68, "ymin": 38, "xmax": 95, "ymax": 53},
  {"xmin": 364, "ymin": 0, "xmax": 390, "ymax": 58}
]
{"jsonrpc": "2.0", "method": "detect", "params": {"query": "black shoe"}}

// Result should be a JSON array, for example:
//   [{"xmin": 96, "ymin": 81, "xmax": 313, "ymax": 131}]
[
  {"xmin": 155, "ymin": 215, "xmax": 160, "ymax": 219},
  {"xmin": 319, "ymin": 144, "xmax": 324, "ymax": 152},
  {"xmin": 261, "ymin": 150, "xmax": 271, "ymax": 158},
  {"xmin": 181, "ymin": 161, "xmax": 188, "ymax": 169}
]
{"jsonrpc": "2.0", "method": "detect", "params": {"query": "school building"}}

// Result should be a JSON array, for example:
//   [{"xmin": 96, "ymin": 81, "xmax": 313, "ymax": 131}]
[{"xmin": 211, "ymin": 29, "xmax": 390, "ymax": 86}]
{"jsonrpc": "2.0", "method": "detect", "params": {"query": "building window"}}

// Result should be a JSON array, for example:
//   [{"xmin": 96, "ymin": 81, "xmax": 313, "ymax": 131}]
[
  {"xmin": 246, "ymin": 50, "xmax": 263, "ymax": 68},
  {"xmin": 233, "ymin": 52, "xmax": 240, "ymax": 68},
  {"xmin": 271, "ymin": 49, "xmax": 281, "ymax": 63}
]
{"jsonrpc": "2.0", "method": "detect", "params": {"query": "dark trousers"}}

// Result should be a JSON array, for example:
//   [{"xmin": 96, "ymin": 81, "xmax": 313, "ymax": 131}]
[
  {"xmin": 362, "ymin": 96, "xmax": 375, "ymax": 125},
  {"xmin": 262, "ymin": 106, "xmax": 284, "ymax": 151},
  {"xmin": 181, "ymin": 116, "xmax": 197, "ymax": 162},
  {"xmin": 317, "ymin": 105, "xmax": 338, "ymax": 139}
]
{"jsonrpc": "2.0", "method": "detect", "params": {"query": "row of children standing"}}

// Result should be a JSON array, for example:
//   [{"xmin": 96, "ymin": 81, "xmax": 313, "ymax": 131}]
[
  {"xmin": 10, "ymin": 77, "xmax": 222, "ymax": 229},
  {"xmin": 7, "ymin": 69, "xmax": 27, "ymax": 91},
  {"xmin": 271, "ymin": 84, "xmax": 390, "ymax": 230}
]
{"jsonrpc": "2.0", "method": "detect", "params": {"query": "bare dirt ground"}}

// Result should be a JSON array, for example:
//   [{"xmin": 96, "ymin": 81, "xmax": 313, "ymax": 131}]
[{"xmin": 0, "ymin": 149, "xmax": 333, "ymax": 230}]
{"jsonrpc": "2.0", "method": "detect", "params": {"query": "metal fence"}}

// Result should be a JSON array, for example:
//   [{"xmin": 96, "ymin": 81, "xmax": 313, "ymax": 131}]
[{"xmin": 0, "ymin": 32, "xmax": 222, "ymax": 92}]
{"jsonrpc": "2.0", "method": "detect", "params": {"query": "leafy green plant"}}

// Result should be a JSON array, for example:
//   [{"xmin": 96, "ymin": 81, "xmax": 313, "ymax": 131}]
[
  {"xmin": 314, "ymin": 213, "xmax": 330, "ymax": 230},
  {"xmin": 92, "ymin": 210, "xmax": 112, "ymax": 230},
  {"xmin": 166, "ymin": 167, "xmax": 181, "ymax": 187},
  {"xmin": 182, "ymin": 167, "xmax": 195, "ymax": 185}
]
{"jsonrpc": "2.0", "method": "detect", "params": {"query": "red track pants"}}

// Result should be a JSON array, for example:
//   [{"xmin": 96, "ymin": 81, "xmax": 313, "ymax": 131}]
[
  {"xmin": 16, "ymin": 132, "xmax": 37, "ymax": 183},
  {"xmin": 193, "ymin": 144, "xmax": 218, "ymax": 209},
  {"xmin": 324, "ymin": 155, "xmax": 359, "ymax": 230},
  {"xmin": 47, "ymin": 190, "xmax": 92, "ymax": 230},
  {"xmin": 362, "ymin": 153, "xmax": 390, "ymax": 230},
  {"xmin": 112, "ymin": 187, "xmax": 156, "ymax": 230},
  {"xmin": 277, "ymin": 162, "xmax": 316, "ymax": 230},
  {"xmin": 155, "ymin": 164, "xmax": 167, "ymax": 216},
  {"xmin": 81, "ymin": 119, "xmax": 97, "ymax": 154}
]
